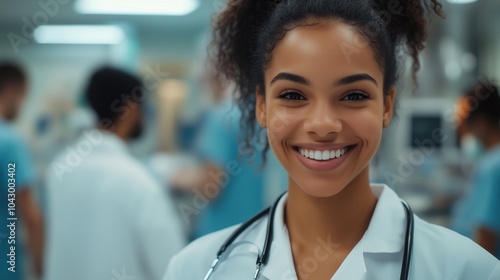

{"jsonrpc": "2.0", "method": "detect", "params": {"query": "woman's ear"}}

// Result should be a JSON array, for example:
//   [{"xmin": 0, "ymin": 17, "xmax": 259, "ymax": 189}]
[
  {"xmin": 383, "ymin": 87, "xmax": 396, "ymax": 128},
  {"xmin": 255, "ymin": 87, "xmax": 266, "ymax": 127}
]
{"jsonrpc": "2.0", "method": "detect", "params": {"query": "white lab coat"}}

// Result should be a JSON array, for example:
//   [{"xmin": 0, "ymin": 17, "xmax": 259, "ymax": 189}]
[
  {"xmin": 45, "ymin": 130, "xmax": 186, "ymax": 280},
  {"xmin": 164, "ymin": 184, "xmax": 500, "ymax": 280}
]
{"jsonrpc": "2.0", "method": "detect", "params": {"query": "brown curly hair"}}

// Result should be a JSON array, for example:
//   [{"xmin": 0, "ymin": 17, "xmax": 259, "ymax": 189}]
[{"xmin": 210, "ymin": 0, "xmax": 444, "ymax": 160}]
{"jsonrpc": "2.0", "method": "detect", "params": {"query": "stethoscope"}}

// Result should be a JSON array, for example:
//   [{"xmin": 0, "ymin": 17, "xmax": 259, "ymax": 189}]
[{"xmin": 204, "ymin": 193, "xmax": 414, "ymax": 280}]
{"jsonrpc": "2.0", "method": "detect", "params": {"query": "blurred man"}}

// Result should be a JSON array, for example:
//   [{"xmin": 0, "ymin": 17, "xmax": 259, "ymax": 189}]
[
  {"xmin": 452, "ymin": 81, "xmax": 500, "ymax": 258},
  {"xmin": 44, "ymin": 67, "xmax": 185, "ymax": 280},
  {"xmin": 0, "ymin": 62, "xmax": 44, "ymax": 280}
]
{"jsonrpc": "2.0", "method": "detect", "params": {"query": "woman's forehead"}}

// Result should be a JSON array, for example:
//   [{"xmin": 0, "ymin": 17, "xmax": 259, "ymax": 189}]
[{"xmin": 266, "ymin": 21, "xmax": 383, "ymax": 86}]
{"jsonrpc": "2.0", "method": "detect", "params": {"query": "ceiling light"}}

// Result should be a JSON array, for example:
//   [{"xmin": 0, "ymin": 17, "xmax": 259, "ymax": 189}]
[
  {"xmin": 74, "ymin": 0, "xmax": 199, "ymax": 16},
  {"xmin": 34, "ymin": 25, "xmax": 125, "ymax": 45},
  {"xmin": 447, "ymin": 0, "xmax": 477, "ymax": 4}
]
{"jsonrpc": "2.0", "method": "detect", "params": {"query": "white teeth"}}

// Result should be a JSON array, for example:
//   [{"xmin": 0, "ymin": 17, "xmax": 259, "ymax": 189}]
[
  {"xmin": 314, "ymin": 150, "xmax": 321, "ymax": 160},
  {"xmin": 298, "ymin": 147, "xmax": 349, "ymax": 161},
  {"xmin": 321, "ymin": 150, "xmax": 329, "ymax": 160}
]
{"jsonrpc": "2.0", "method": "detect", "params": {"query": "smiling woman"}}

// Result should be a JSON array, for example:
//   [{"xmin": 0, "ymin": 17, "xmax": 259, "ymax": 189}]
[
  {"xmin": 260, "ymin": 21, "xmax": 389, "ymax": 199},
  {"xmin": 163, "ymin": 1, "xmax": 500, "ymax": 279}
]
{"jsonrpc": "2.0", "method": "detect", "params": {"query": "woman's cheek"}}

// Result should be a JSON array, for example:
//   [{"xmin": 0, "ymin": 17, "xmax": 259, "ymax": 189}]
[
  {"xmin": 350, "ymin": 109, "xmax": 383, "ymax": 153},
  {"xmin": 266, "ymin": 106, "xmax": 299, "ymax": 156},
  {"xmin": 266, "ymin": 104, "xmax": 297, "ymax": 136}
]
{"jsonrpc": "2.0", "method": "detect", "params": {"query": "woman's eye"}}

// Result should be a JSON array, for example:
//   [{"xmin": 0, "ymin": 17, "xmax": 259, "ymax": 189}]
[
  {"xmin": 279, "ymin": 90, "xmax": 305, "ymax": 101},
  {"xmin": 342, "ymin": 91, "xmax": 369, "ymax": 102}
]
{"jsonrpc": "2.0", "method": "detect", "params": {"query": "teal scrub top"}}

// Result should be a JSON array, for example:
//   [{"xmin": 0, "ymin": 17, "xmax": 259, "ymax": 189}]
[
  {"xmin": 0, "ymin": 119, "xmax": 35, "ymax": 280},
  {"xmin": 193, "ymin": 101, "xmax": 267, "ymax": 238},
  {"xmin": 452, "ymin": 145, "xmax": 500, "ymax": 259}
]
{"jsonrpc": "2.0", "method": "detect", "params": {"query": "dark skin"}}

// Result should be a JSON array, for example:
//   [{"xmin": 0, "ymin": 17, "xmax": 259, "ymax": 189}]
[
  {"xmin": 256, "ymin": 21, "xmax": 395, "ymax": 278},
  {"xmin": 0, "ymin": 83, "xmax": 26, "ymax": 121},
  {"xmin": 286, "ymin": 171, "xmax": 377, "ymax": 278},
  {"xmin": 17, "ymin": 190, "xmax": 44, "ymax": 276},
  {"xmin": 100, "ymin": 100, "xmax": 144, "ymax": 141},
  {"xmin": 477, "ymin": 227, "xmax": 498, "ymax": 256},
  {"xmin": 0, "ymin": 83, "xmax": 44, "ymax": 276},
  {"xmin": 457, "ymin": 98, "xmax": 500, "ymax": 256},
  {"xmin": 464, "ymin": 120, "xmax": 500, "ymax": 255}
]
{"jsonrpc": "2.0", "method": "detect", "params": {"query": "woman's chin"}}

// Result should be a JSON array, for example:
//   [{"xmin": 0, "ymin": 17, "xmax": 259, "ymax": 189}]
[{"xmin": 293, "ymin": 177, "xmax": 349, "ymax": 198}]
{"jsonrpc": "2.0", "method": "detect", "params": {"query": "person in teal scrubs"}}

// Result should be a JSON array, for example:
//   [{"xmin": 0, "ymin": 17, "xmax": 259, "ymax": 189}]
[
  {"xmin": 192, "ymin": 99, "xmax": 269, "ymax": 238},
  {"xmin": 0, "ymin": 62, "xmax": 44, "ymax": 280},
  {"xmin": 452, "ymin": 81, "xmax": 500, "ymax": 258}
]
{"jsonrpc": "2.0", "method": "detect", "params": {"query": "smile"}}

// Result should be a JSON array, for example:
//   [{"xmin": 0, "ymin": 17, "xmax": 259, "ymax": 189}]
[
  {"xmin": 297, "ymin": 147, "xmax": 348, "ymax": 161},
  {"xmin": 292, "ymin": 145, "xmax": 355, "ymax": 171}
]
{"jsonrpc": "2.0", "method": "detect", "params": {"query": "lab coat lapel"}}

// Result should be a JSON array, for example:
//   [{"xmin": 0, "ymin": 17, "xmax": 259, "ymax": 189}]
[
  {"xmin": 362, "ymin": 184, "xmax": 406, "ymax": 254},
  {"xmin": 331, "ymin": 184, "xmax": 405, "ymax": 279},
  {"xmin": 260, "ymin": 184, "xmax": 405, "ymax": 279},
  {"xmin": 261, "ymin": 194, "xmax": 298, "ymax": 280},
  {"xmin": 330, "ymin": 239, "xmax": 367, "ymax": 280},
  {"xmin": 361, "ymin": 184, "xmax": 408, "ymax": 278}
]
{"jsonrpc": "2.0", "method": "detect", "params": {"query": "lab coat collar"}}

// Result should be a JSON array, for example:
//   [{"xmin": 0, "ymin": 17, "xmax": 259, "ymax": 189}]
[
  {"xmin": 260, "ymin": 184, "xmax": 405, "ymax": 279},
  {"xmin": 260, "ymin": 192, "xmax": 297, "ymax": 280},
  {"xmin": 362, "ymin": 184, "xmax": 406, "ymax": 253},
  {"xmin": 81, "ymin": 129, "xmax": 129, "ymax": 156}
]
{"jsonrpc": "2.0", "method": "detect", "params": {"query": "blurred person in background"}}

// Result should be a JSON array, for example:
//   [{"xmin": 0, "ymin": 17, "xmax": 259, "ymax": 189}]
[
  {"xmin": 0, "ymin": 62, "xmax": 44, "ymax": 280},
  {"xmin": 171, "ymin": 64, "xmax": 271, "ymax": 239},
  {"xmin": 452, "ymin": 81, "xmax": 500, "ymax": 258},
  {"xmin": 44, "ymin": 67, "xmax": 185, "ymax": 280}
]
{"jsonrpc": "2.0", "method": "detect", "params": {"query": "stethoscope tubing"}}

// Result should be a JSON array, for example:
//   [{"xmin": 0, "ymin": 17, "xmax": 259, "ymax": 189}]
[{"xmin": 204, "ymin": 193, "xmax": 414, "ymax": 280}]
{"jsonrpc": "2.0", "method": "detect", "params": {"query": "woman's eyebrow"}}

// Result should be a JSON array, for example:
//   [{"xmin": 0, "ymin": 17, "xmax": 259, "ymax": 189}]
[
  {"xmin": 270, "ymin": 72, "xmax": 310, "ymax": 85},
  {"xmin": 269, "ymin": 72, "xmax": 378, "ymax": 87},
  {"xmin": 334, "ymin": 73, "xmax": 378, "ymax": 87}
]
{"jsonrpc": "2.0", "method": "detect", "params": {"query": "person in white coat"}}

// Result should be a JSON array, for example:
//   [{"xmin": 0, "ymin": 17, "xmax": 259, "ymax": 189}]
[
  {"xmin": 166, "ymin": 184, "xmax": 499, "ymax": 279},
  {"xmin": 164, "ymin": 0, "xmax": 500, "ymax": 279},
  {"xmin": 45, "ymin": 67, "xmax": 185, "ymax": 280}
]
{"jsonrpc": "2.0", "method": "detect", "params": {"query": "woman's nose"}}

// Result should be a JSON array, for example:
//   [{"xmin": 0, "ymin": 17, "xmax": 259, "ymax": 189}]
[{"xmin": 303, "ymin": 102, "xmax": 342, "ymax": 138}]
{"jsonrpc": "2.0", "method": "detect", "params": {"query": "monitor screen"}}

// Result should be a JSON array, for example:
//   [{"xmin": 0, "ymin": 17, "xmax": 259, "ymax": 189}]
[{"xmin": 410, "ymin": 115, "xmax": 443, "ymax": 149}]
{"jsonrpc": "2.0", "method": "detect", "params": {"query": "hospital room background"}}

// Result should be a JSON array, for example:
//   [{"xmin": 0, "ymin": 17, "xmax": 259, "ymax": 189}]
[{"xmin": 0, "ymin": 0, "xmax": 499, "ymax": 279}]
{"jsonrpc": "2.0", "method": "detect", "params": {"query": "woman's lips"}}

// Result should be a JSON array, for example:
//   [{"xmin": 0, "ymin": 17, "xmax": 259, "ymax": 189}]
[{"xmin": 292, "ymin": 144, "xmax": 355, "ymax": 171}]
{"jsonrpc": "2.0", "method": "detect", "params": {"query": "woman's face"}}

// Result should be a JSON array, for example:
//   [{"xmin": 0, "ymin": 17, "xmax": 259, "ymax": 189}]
[{"xmin": 256, "ymin": 20, "xmax": 395, "ymax": 197}]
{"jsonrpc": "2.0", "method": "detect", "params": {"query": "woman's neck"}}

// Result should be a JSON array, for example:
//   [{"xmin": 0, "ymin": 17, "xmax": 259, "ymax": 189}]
[{"xmin": 285, "ymin": 168, "xmax": 377, "ymax": 250}]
